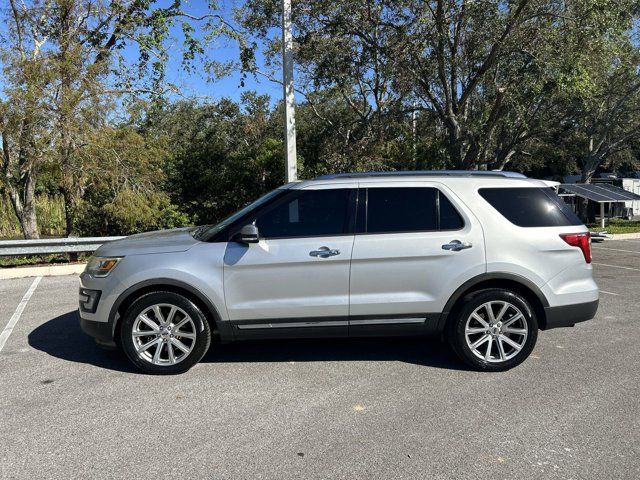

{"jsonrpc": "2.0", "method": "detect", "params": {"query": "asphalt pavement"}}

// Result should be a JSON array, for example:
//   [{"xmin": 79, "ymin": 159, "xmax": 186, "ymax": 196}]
[{"xmin": 0, "ymin": 240, "xmax": 639, "ymax": 479}]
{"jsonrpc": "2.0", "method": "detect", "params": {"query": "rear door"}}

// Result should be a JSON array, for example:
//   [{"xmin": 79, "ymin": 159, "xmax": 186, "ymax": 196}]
[
  {"xmin": 348, "ymin": 181, "xmax": 485, "ymax": 335},
  {"xmin": 223, "ymin": 184, "xmax": 357, "ymax": 338}
]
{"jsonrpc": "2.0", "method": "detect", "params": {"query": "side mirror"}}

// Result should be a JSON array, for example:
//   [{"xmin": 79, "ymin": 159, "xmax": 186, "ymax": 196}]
[{"xmin": 233, "ymin": 224, "xmax": 260, "ymax": 244}]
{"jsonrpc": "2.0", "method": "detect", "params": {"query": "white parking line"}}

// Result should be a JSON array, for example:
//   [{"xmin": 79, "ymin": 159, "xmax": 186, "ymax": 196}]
[
  {"xmin": 593, "ymin": 262, "xmax": 640, "ymax": 272},
  {"xmin": 593, "ymin": 246, "xmax": 640, "ymax": 254},
  {"xmin": 600, "ymin": 290, "xmax": 620, "ymax": 296},
  {"xmin": 0, "ymin": 276, "xmax": 42, "ymax": 354}
]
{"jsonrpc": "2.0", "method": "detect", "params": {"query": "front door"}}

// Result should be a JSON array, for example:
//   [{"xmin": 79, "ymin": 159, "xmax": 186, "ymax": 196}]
[
  {"xmin": 223, "ymin": 185, "xmax": 356, "ymax": 338},
  {"xmin": 348, "ymin": 182, "xmax": 486, "ymax": 335}
]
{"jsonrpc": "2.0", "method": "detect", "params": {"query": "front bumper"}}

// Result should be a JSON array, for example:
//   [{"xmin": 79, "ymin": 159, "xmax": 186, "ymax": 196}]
[
  {"xmin": 79, "ymin": 311, "xmax": 117, "ymax": 348},
  {"xmin": 543, "ymin": 299, "xmax": 599, "ymax": 329},
  {"xmin": 78, "ymin": 271, "xmax": 124, "ymax": 349}
]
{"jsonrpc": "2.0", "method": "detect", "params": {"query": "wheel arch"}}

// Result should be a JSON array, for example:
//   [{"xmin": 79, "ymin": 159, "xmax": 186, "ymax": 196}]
[
  {"xmin": 109, "ymin": 278, "xmax": 232, "ymax": 344},
  {"xmin": 438, "ymin": 273, "xmax": 550, "ymax": 332}
]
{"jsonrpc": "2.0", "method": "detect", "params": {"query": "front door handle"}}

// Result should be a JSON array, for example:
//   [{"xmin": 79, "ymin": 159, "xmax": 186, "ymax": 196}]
[
  {"xmin": 310, "ymin": 246, "xmax": 341, "ymax": 258},
  {"xmin": 442, "ymin": 240, "xmax": 472, "ymax": 252}
]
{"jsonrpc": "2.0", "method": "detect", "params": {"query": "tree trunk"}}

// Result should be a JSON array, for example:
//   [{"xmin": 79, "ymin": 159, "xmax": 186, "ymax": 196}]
[
  {"xmin": 62, "ymin": 183, "xmax": 76, "ymax": 237},
  {"xmin": 21, "ymin": 170, "xmax": 39, "ymax": 239},
  {"xmin": 444, "ymin": 117, "xmax": 465, "ymax": 168},
  {"xmin": 5, "ymin": 170, "xmax": 39, "ymax": 239}
]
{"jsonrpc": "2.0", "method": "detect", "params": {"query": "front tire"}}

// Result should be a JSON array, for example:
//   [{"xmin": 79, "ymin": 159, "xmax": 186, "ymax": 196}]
[
  {"xmin": 448, "ymin": 289, "xmax": 538, "ymax": 372},
  {"xmin": 120, "ymin": 291, "xmax": 212, "ymax": 374}
]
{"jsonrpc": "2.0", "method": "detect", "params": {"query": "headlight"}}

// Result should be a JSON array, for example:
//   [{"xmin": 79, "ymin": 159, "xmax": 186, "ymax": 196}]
[{"xmin": 85, "ymin": 256, "xmax": 122, "ymax": 278}]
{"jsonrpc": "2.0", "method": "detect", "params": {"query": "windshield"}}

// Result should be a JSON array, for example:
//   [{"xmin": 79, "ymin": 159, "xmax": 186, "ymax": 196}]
[{"xmin": 192, "ymin": 188, "xmax": 285, "ymax": 241}]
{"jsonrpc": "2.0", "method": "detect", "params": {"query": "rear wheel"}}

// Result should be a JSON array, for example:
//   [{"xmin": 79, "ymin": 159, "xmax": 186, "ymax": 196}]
[
  {"xmin": 448, "ymin": 289, "xmax": 538, "ymax": 371},
  {"xmin": 120, "ymin": 291, "xmax": 211, "ymax": 374}
]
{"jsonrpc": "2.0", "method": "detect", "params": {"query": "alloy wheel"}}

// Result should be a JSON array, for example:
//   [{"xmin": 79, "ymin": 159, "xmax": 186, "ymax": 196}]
[
  {"xmin": 464, "ymin": 301, "xmax": 528, "ymax": 363},
  {"xmin": 131, "ymin": 303, "xmax": 197, "ymax": 366}
]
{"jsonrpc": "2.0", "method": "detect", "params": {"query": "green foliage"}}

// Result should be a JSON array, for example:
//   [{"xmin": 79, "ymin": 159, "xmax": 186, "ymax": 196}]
[
  {"xmin": 588, "ymin": 219, "xmax": 640, "ymax": 234},
  {"xmin": 147, "ymin": 95, "xmax": 285, "ymax": 224},
  {"xmin": 72, "ymin": 126, "xmax": 191, "ymax": 236},
  {"xmin": 78, "ymin": 188, "xmax": 190, "ymax": 236}
]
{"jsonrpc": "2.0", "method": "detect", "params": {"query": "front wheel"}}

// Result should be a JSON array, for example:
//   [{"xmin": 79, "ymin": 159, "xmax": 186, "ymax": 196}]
[
  {"xmin": 120, "ymin": 291, "xmax": 212, "ymax": 374},
  {"xmin": 448, "ymin": 289, "xmax": 538, "ymax": 372}
]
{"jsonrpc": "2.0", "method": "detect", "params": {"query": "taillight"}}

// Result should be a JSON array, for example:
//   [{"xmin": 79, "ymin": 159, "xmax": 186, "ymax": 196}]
[{"xmin": 559, "ymin": 232, "xmax": 591, "ymax": 263}]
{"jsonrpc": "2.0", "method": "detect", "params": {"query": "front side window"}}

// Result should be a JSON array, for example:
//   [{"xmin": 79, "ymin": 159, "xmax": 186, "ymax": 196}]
[
  {"xmin": 479, "ymin": 187, "xmax": 583, "ymax": 227},
  {"xmin": 253, "ymin": 189, "xmax": 352, "ymax": 238},
  {"xmin": 364, "ymin": 187, "xmax": 464, "ymax": 233},
  {"xmin": 194, "ymin": 188, "xmax": 286, "ymax": 241}
]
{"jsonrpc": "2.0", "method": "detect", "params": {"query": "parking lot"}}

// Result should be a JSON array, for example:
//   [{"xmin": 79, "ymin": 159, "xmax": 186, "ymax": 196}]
[{"xmin": 0, "ymin": 240, "xmax": 639, "ymax": 479}]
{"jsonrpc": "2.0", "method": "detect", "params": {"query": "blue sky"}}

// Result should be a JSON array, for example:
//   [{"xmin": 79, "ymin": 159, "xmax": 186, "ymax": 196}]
[{"xmin": 148, "ymin": 0, "xmax": 283, "ymax": 103}]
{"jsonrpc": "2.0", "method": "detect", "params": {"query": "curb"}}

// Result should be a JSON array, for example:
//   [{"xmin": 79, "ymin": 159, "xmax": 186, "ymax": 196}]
[
  {"xmin": 0, "ymin": 263, "xmax": 86, "ymax": 280},
  {"xmin": 609, "ymin": 232, "xmax": 640, "ymax": 240}
]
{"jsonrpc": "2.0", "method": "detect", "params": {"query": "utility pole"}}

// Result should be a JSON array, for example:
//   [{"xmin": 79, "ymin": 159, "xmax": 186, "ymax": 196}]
[
  {"xmin": 412, "ymin": 100, "xmax": 417, "ymax": 167},
  {"xmin": 282, "ymin": 0, "xmax": 297, "ymax": 182}
]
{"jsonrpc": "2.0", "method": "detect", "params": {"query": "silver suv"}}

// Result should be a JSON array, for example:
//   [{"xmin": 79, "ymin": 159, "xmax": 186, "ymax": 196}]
[{"xmin": 79, "ymin": 171, "xmax": 599, "ymax": 374}]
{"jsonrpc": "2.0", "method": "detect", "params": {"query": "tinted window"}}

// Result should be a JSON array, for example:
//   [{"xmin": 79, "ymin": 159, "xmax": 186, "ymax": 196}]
[
  {"xmin": 366, "ymin": 188, "xmax": 439, "ymax": 233},
  {"xmin": 254, "ymin": 189, "xmax": 351, "ymax": 238},
  {"xmin": 439, "ymin": 193, "xmax": 464, "ymax": 230},
  {"xmin": 479, "ymin": 187, "xmax": 582, "ymax": 227},
  {"xmin": 195, "ymin": 188, "xmax": 286, "ymax": 241}
]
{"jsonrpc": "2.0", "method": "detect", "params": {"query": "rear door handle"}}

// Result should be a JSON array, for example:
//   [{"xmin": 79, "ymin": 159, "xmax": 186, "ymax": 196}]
[
  {"xmin": 310, "ymin": 246, "xmax": 340, "ymax": 258},
  {"xmin": 442, "ymin": 240, "xmax": 472, "ymax": 251}
]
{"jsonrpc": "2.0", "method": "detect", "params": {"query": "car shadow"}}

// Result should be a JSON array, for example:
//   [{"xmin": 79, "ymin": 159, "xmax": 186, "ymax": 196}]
[
  {"xmin": 204, "ymin": 337, "xmax": 467, "ymax": 370},
  {"xmin": 29, "ymin": 310, "xmax": 467, "ymax": 373},
  {"xmin": 28, "ymin": 311, "xmax": 137, "ymax": 373}
]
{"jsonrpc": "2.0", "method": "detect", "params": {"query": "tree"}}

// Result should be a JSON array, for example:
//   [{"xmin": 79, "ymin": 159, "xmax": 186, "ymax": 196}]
[
  {"xmin": 146, "ymin": 93, "xmax": 285, "ymax": 224},
  {"xmin": 240, "ymin": 0, "xmax": 410, "ymax": 172},
  {"xmin": 74, "ymin": 125, "xmax": 188, "ymax": 235},
  {"xmin": 554, "ymin": 0, "xmax": 640, "ymax": 182},
  {"xmin": 1, "ymin": 0, "xmax": 237, "ymax": 238},
  {"xmin": 393, "ymin": 0, "xmax": 579, "ymax": 169}
]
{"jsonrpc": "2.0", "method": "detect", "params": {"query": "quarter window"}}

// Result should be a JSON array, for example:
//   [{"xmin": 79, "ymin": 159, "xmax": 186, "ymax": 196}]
[
  {"xmin": 479, "ymin": 187, "xmax": 582, "ymax": 227},
  {"xmin": 253, "ymin": 189, "xmax": 352, "ymax": 238}
]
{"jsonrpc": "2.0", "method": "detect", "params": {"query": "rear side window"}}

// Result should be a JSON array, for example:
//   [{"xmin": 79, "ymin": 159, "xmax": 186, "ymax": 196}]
[
  {"xmin": 365, "ymin": 187, "xmax": 463, "ymax": 233},
  {"xmin": 479, "ymin": 187, "xmax": 582, "ymax": 227},
  {"xmin": 439, "ymin": 193, "xmax": 464, "ymax": 230}
]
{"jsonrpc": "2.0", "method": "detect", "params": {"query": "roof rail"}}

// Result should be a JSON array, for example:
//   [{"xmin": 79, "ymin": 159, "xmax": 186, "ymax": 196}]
[{"xmin": 314, "ymin": 170, "xmax": 527, "ymax": 180}]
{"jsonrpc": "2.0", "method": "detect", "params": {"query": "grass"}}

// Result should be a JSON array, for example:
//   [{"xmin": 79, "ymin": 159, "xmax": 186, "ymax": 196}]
[
  {"xmin": 588, "ymin": 218, "xmax": 640, "ymax": 234},
  {"xmin": 0, "ymin": 194, "xmax": 66, "ymax": 239},
  {"xmin": 0, "ymin": 253, "xmax": 90, "ymax": 268},
  {"xmin": 1, "ymin": 196, "xmax": 88, "ymax": 267}
]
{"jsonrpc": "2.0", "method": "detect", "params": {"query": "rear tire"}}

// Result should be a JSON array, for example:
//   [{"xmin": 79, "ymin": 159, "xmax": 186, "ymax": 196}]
[
  {"xmin": 120, "ymin": 291, "xmax": 212, "ymax": 375},
  {"xmin": 448, "ymin": 289, "xmax": 538, "ymax": 372}
]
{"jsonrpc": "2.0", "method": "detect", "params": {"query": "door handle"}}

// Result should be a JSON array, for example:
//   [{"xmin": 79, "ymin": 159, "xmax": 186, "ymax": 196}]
[
  {"xmin": 310, "ymin": 246, "xmax": 341, "ymax": 258},
  {"xmin": 442, "ymin": 240, "xmax": 472, "ymax": 252}
]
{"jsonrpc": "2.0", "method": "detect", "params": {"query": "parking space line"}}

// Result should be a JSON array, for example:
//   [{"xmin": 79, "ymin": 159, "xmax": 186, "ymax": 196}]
[
  {"xmin": 0, "ymin": 276, "xmax": 42, "ymax": 354},
  {"xmin": 600, "ymin": 290, "xmax": 620, "ymax": 296},
  {"xmin": 593, "ymin": 263, "xmax": 640, "ymax": 272},
  {"xmin": 593, "ymin": 246, "xmax": 640, "ymax": 254}
]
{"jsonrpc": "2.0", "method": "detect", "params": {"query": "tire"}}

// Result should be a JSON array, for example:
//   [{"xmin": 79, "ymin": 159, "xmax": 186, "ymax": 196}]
[
  {"xmin": 120, "ymin": 291, "xmax": 212, "ymax": 374},
  {"xmin": 448, "ymin": 289, "xmax": 538, "ymax": 372}
]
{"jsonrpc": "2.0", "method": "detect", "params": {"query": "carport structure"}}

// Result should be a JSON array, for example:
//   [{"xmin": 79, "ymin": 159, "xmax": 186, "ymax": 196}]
[{"xmin": 559, "ymin": 183, "xmax": 640, "ymax": 228}]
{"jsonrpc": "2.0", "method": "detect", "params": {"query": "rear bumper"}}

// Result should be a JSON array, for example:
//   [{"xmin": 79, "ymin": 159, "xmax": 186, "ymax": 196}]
[{"xmin": 543, "ymin": 299, "xmax": 599, "ymax": 330}]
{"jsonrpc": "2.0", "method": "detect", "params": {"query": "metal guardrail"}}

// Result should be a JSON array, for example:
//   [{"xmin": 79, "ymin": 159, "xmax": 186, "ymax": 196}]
[
  {"xmin": 0, "ymin": 236, "xmax": 125, "ymax": 256},
  {"xmin": 590, "ymin": 230, "xmax": 610, "ymax": 243}
]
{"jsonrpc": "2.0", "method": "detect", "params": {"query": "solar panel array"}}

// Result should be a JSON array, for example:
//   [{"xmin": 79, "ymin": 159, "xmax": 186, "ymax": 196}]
[{"xmin": 559, "ymin": 183, "xmax": 640, "ymax": 202}]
